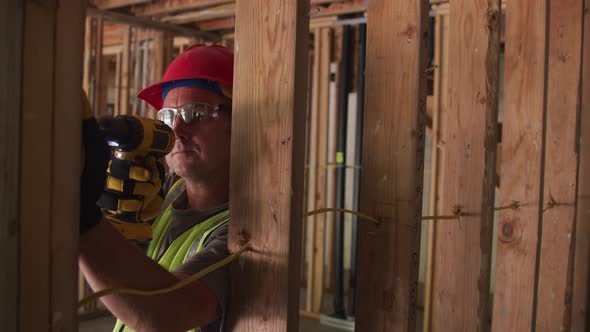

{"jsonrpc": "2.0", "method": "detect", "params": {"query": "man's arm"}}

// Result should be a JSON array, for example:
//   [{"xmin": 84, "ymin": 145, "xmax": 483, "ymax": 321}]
[{"xmin": 79, "ymin": 219, "xmax": 219, "ymax": 332}]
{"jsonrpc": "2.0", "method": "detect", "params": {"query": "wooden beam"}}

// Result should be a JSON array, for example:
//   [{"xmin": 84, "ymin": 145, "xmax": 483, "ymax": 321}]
[
  {"xmin": 305, "ymin": 29, "xmax": 320, "ymax": 313},
  {"xmin": 18, "ymin": 0, "xmax": 84, "ymax": 330},
  {"xmin": 162, "ymin": 4, "xmax": 234, "ymax": 24},
  {"xmin": 572, "ymin": 2, "xmax": 590, "ymax": 329},
  {"xmin": 491, "ymin": 0, "xmax": 549, "ymax": 330},
  {"xmin": 313, "ymin": 27, "xmax": 331, "ymax": 313},
  {"xmin": 535, "ymin": 0, "xmax": 584, "ymax": 330},
  {"xmin": 94, "ymin": 0, "xmax": 150, "ymax": 9},
  {"xmin": 51, "ymin": 0, "xmax": 85, "ymax": 327},
  {"xmin": 423, "ymin": 11, "xmax": 450, "ymax": 332},
  {"xmin": 355, "ymin": 0, "xmax": 429, "ymax": 330},
  {"xmin": 86, "ymin": 7, "xmax": 220, "ymax": 42},
  {"xmin": 0, "ymin": 0, "xmax": 23, "ymax": 329},
  {"xmin": 132, "ymin": 0, "xmax": 233, "ymax": 16},
  {"xmin": 430, "ymin": 0, "xmax": 501, "ymax": 330},
  {"xmin": 226, "ymin": 0, "xmax": 309, "ymax": 331},
  {"xmin": 120, "ymin": 26, "xmax": 131, "ymax": 115},
  {"xmin": 19, "ymin": 2, "xmax": 56, "ymax": 328}
]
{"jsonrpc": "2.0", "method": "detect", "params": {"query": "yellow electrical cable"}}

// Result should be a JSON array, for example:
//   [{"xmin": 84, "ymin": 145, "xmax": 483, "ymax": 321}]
[
  {"xmin": 303, "ymin": 207, "xmax": 380, "ymax": 225},
  {"xmin": 78, "ymin": 244, "xmax": 250, "ymax": 308},
  {"xmin": 79, "ymin": 202, "xmax": 520, "ymax": 306}
]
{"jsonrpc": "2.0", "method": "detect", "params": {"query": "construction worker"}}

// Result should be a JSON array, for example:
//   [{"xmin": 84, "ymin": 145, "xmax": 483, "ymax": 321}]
[{"xmin": 79, "ymin": 45, "xmax": 234, "ymax": 332}]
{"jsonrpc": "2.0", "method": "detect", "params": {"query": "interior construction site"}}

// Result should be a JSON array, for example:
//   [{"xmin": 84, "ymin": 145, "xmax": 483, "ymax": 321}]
[{"xmin": 1, "ymin": 0, "xmax": 589, "ymax": 331}]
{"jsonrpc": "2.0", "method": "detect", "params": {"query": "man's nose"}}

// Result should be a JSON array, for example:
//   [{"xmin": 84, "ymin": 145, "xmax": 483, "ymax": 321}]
[{"xmin": 172, "ymin": 115, "xmax": 189, "ymax": 141}]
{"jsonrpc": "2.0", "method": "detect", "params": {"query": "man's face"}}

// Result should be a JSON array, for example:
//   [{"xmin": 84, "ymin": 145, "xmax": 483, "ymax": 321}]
[{"xmin": 163, "ymin": 87, "xmax": 231, "ymax": 181}]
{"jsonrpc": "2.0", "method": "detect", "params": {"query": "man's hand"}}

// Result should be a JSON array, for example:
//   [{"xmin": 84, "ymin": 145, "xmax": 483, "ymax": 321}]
[{"xmin": 97, "ymin": 155, "xmax": 165, "ymax": 241}]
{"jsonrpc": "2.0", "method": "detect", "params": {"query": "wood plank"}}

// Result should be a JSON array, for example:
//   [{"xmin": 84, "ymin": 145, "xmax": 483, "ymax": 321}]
[
  {"xmin": 0, "ymin": 0, "xmax": 23, "ymax": 329},
  {"xmin": 51, "ymin": 0, "xmax": 85, "ymax": 328},
  {"xmin": 86, "ymin": 7, "xmax": 219, "ymax": 41},
  {"xmin": 94, "ymin": 0, "xmax": 150, "ymax": 9},
  {"xmin": 355, "ymin": 0, "xmax": 429, "ymax": 330},
  {"xmin": 114, "ymin": 51, "xmax": 122, "ymax": 115},
  {"xmin": 95, "ymin": 18, "xmax": 107, "ymax": 116},
  {"xmin": 226, "ymin": 1, "xmax": 309, "ymax": 331},
  {"xmin": 423, "ymin": 11, "xmax": 449, "ymax": 332},
  {"xmin": 491, "ymin": 0, "xmax": 548, "ymax": 330},
  {"xmin": 311, "ymin": 27, "xmax": 331, "ymax": 313},
  {"xmin": 162, "ymin": 4, "xmax": 235, "ymax": 24},
  {"xmin": 19, "ymin": 1, "xmax": 56, "ymax": 329},
  {"xmin": 325, "ymin": 61, "xmax": 339, "ymax": 291},
  {"xmin": 572, "ymin": 2, "xmax": 590, "ymax": 329},
  {"xmin": 120, "ymin": 26, "xmax": 131, "ymax": 115},
  {"xmin": 132, "ymin": 0, "xmax": 233, "ymax": 16},
  {"xmin": 83, "ymin": 17, "xmax": 93, "ymax": 96},
  {"xmin": 535, "ymin": 0, "xmax": 584, "ymax": 330},
  {"xmin": 305, "ymin": 28, "xmax": 320, "ymax": 313},
  {"xmin": 430, "ymin": 0, "xmax": 501, "ymax": 330}
]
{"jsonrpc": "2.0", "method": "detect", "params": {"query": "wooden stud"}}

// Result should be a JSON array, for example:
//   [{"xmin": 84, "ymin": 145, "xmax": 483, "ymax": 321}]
[
  {"xmin": 491, "ymin": 0, "xmax": 549, "ymax": 330},
  {"xmin": 306, "ymin": 27, "xmax": 331, "ymax": 314},
  {"xmin": 18, "ymin": 0, "xmax": 84, "ymax": 330},
  {"xmin": 572, "ymin": 1, "xmax": 590, "ymax": 329},
  {"xmin": 313, "ymin": 27, "xmax": 331, "ymax": 313},
  {"xmin": 83, "ymin": 17, "xmax": 93, "ymax": 96},
  {"xmin": 0, "ymin": 0, "xmax": 23, "ymax": 329},
  {"xmin": 423, "ymin": 11, "xmax": 450, "ymax": 332},
  {"xmin": 535, "ymin": 0, "xmax": 584, "ymax": 330},
  {"xmin": 305, "ymin": 29, "xmax": 320, "ymax": 313},
  {"xmin": 355, "ymin": 0, "xmax": 429, "ymax": 330},
  {"xmin": 133, "ymin": 28, "xmax": 141, "ymax": 115},
  {"xmin": 114, "ymin": 51, "xmax": 122, "ymax": 116},
  {"xmin": 96, "ymin": 18, "xmax": 108, "ymax": 116},
  {"xmin": 325, "ymin": 61, "xmax": 339, "ymax": 292},
  {"xmin": 51, "ymin": 0, "xmax": 85, "ymax": 328},
  {"xmin": 120, "ymin": 26, "xmax": 131, "ymax": 115},
  {"xmin": 430, "ymin": 0, "xmax": 501, "ymax": 330},
  {"xmin": 19, "ymin": 2, "xmax": 56, "ymax": 328},
  {"xmin": 226, "ymin": 0, "xmax": 309, "ymax": 331}
]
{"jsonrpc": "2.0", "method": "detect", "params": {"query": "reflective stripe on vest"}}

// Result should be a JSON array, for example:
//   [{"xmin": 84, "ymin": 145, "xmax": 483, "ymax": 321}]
[{"xmin": 113, "ymin": 179, "xmax": 229, "ymax": 332}]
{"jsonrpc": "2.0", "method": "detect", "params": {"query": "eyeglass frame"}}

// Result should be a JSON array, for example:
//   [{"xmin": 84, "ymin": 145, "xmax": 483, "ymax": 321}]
[{"xmin": 156, "ymin": 101, "xmax": 231, "ymax": 128}]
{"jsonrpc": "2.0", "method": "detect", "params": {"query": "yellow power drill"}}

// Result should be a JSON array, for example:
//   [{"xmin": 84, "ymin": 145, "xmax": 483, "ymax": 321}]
[{"xmin": 98, "ymin": 115, "xmax": 175, "ymax": 242}]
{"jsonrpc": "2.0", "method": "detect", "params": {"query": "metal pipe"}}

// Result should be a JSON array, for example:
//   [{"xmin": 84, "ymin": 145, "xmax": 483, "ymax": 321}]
[
  {"xmin": 348, "ymin": 22, "xmax": 366, "ymax": 318},
  {"xmin": 333, "ymin": 25, "xmax": 351, "ymax": 319}
]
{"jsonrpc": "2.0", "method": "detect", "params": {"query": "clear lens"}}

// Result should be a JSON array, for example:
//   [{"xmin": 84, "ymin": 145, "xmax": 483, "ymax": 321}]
[
  {"xmin": 157, "ymin": 109, "xmax": 176, "ymax": 127},
  {"xmin": 157, "ymin": 103, "xmax": 221, "ymax": 127}
]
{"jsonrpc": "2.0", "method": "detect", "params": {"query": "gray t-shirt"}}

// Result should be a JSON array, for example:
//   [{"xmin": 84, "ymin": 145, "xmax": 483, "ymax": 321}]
[{"xmin": 159, "ymin": 174, "xmax": 229, "ymax": 332}]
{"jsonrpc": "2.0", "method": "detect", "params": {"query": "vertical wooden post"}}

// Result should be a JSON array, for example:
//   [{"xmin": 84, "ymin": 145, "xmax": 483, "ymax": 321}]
[
  {"xmin": 120, "ymin": 26, "xmax": 131, "ymax": 115},
  {"xmin": 355, "ymin": 0, "xmax": 429, "ymax": 330},
  {"xmin": 305, "ymin": 29, "xmax": 320, "ymax": 313},
  {"xmin": 0, "ymin": 0, "xmax": 23, "ymax": 329},
  {"xmin": 491, "ymin": 0, "xmax": 549, "ymax": 330},
  {"xmin": 15, "ymin": 0, "xmax": 84, "ymax": 330},
  {"xmin": 430, "ymin": 0, "xmax": 501, "ymax": 330},
  {"xmin": 94, "ymin": 18, "xmax": 105, "ymax": 115},
  {"xmin": 535, "ymin": 0, "xmax": 584, "ymax": 330},
  {"xmin": 52, "ymin": 0, "xmax": 85, "ymax": 328},
  {"xmin": 423, "ymin": 9, "xmax": 450, "ymax": 332},
  {"xmin": 227, "ymin": 0, "xmax": 309, "ymax": 331},
  {"xmin": 572, "ymin": 1, "xmax": 590, "ymax": 329},
  {"xmin": 306, "ymin": 27, "xmax": 331, "ymax": 314},
  {"xmin": 114, "ymin": 51, "xmax": 122, "ymax": 116}
]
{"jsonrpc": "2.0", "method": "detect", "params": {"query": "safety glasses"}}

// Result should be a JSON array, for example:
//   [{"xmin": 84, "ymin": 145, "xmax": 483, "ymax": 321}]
[{"xmin": 156, "ymin": 102, "xmax": 229, "ymax": 128}]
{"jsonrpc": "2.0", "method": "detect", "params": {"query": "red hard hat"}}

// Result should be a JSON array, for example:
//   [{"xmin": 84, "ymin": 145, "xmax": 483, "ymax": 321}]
[{"xmin": 137, "ymin": 44, "xmax": 234, "ymax": 110}]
